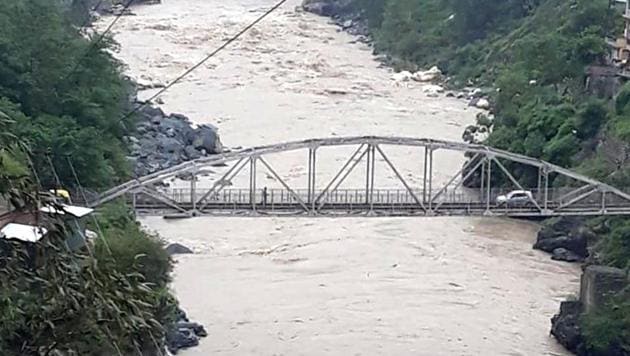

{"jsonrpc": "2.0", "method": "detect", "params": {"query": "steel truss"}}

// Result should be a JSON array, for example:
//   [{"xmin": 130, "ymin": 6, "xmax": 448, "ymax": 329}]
[{"xmin": 93, "ymin": 136, "xmax": 630, "ymax": 217}]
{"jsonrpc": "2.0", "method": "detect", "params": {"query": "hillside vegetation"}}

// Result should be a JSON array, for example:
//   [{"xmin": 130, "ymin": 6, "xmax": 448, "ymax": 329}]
[
  {"xmin": 0, "ymin": 0, "xmax": 134, "ymax": 189},
  {"xmin": 0, "ymin": 1, "xmax": 179, "ymax": 354}
]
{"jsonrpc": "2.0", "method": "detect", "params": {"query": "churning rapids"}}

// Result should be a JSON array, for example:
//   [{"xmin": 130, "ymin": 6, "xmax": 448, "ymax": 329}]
[{"xmin": 100, "ymin": 0, "xmax": 580, "ymax": 354}]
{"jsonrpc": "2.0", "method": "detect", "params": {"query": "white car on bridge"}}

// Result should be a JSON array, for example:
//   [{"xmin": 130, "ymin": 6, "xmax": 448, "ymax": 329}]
[{"xmin": 496, "ymin": 190, "xmax": 534, "ymax": 207}]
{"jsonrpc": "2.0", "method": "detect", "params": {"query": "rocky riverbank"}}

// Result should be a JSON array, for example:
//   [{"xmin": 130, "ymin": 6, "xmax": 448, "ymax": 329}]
[
  {"xmin": 124, "ymin": 100, "xmax": 223, "ymax": 178},
  {"xmin": 301, "ymin": 0, "xmax": 368, "ymax": 39},
  {"xmin": 300, "ymin": 0, "xmax": 493, "ymax": 112},
  {"xmin": 551, "ymin": 265, "xmax": 629, "ymax": 356},
  {"xmin": 534, "ymin": 216, "xmax": 630, "ymax": 355},
  {"xmin": 166, "ymin": 306, "xmax": 208, "ymax": 354},
  {"xmin": 533, "ymin": 217, "xmax": 593, "ymax": 263}
]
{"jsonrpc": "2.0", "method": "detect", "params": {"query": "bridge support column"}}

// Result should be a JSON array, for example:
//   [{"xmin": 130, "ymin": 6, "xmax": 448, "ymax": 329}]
[
  {"xmin": 427, "ymin": 147, "xmax": 433, "ymax": 212},
  {"xmin": 365, "ymin": 144, "xmax": 376, "ymax": 213},
  {"xmin": 250, "ymin": 156, "xmax": 257, "ymax": 214},
  {"xmin": 307, "ymin": 147, "xmax": 317, "ymax": 214},
  {"xmin": 480, "ymin": 159, "xmax": 485, "ymax": 204},
  {"xmin": 543, "ymin": 168, "xmax": 549, "ymax": 213},
  {"xmin": 423, "ymin": 147, "xmax": 428, "ymax": 204},
  {"xmin": 485, "ymin": 157, "xmax": 492, "ymax": 214},
  {"xmin": 537, "ymin": 167, "xmax": 542, "ymax": 200},
  {"xmin": 190, "ymin": 163, "xmax": 198, "ymax": 216}
]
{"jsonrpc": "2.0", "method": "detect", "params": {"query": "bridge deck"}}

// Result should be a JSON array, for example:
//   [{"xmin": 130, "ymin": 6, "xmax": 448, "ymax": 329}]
[{"xmin": 129, "ymin": 188, "xmax": 630, "ymax": 217}]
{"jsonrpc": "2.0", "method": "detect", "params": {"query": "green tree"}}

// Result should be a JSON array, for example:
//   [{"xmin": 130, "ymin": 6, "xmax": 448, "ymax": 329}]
[{"xmin": 0, "ymin": 0, "xmax": 133, "ymax": 189}]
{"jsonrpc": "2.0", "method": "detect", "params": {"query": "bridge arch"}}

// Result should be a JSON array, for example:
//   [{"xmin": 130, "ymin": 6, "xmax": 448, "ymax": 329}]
[{"xmin": 91, "ymin": 136, "xmax": 630, "ymax": 217}]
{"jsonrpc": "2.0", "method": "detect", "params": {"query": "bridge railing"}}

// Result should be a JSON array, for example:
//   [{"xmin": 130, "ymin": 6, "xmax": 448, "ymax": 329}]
[
  {"xmin": 164, "ymin": 188, "xmax": 473, "ymax": 205},
  {"xmin": 144, "ymin": 186, "xmax": 630, "ymax": 207}
]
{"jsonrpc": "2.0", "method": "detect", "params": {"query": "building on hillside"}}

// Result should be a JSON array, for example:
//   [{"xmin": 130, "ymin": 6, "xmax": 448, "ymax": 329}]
[
  {"xmin": 0, "ymin": 204, "xmax": 96, "ymax": 252},
  {"xmin": 608, "ymin": 0, "xmax": 630, "ymax": 76}
]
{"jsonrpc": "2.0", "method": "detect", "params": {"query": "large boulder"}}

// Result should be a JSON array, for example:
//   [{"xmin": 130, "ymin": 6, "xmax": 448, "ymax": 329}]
[
  {"xmin": 191, "ymin": 125, "xmax": 223, "ymax": 154},
  {"xmin": 412, "ymin": 66, "xmax": 442, "ymax": 82},
  {"xmin": 391, "ymin": 70, "xmax": 413, "ymax": 83},
  {"xmin": 177, "ymin": 321, "xmax": 208, "ymax": 337},
  {"xmin": 163, "ymin": 114, "xmax": 195, "ymax": 138},
  {"xmin": 166, "ymin": 327, "xmax": 199, "ymax": 354},
  {"xmin": 158, "ymin": 137, "xmax": 184, "ymax": 155},
  {"xmin": 184, "ymin": 145, "xmax": 202, "ymax": 160},
  {"xmin": 551, "ymin": 248, "xmax": 583, "ymax": 263},
  {"xmin": 165, "ymin": 243, "xmax": 193, "ymax": 256},
  {"xmin": 534, "ymin": 217, "xmax": 591, "ymax": 261},
  {"xmin": 551, "ymin": 301, "xmax": 585, "ymax": 355},
  {"xmin": 534, "ymin": 234, "xmax": 587, "ymax": 258}
]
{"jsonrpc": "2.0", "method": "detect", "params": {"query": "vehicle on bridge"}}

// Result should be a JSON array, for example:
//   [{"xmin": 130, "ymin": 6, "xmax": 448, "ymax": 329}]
[{"xmin": 496, "ymin": 190, "xmax": 534, "ymax": 207}]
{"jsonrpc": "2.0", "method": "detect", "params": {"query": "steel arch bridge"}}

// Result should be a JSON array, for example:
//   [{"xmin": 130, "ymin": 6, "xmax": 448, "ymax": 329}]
[{"xmin": 89, "ymin": 136, "xmax": 630, "ymax": 217}]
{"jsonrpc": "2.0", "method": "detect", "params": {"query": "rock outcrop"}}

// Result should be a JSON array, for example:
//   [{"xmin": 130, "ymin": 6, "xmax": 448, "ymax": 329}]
[
  {"xmin": 166, "ymin": 307, "xmax": 208, "ymax": 354},
  {"xmin": 165, "ymin": 243, "xmax": 194, "ymax": 255},
  {"xmin": 533, "ymin": 217, "xmax": 592, "ymax": 262},
  {"xmin": 301, "ymin": 0, "xmax": 369, "ymax": 38},
  {"xmin": 551, "ymin": 266, "xmax": 629, "ymax": 355},
  {"xmin": 127, "ymin": 103, "xmax": 223, "ymax": 177},
  {"xmin": 551, "ymin": 300, "xmax": 586, "ymax": 354}
]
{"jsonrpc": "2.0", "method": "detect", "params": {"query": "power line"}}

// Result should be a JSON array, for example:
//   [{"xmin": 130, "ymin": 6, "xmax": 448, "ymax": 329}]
[
  {"xmin": 119, "ymin": 0, "xmax": 288, "ymax": 123},
  {"xmin": 64, "ymin": 0, "xmax": 136, "ymax": 83}
]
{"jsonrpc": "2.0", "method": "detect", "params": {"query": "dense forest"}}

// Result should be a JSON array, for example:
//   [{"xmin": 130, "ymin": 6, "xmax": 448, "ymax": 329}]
[
  {"xmin": 0, "ymin": 0, "xmax": 179, "ymax": 354},
  {"xmin": 0, "ymin": 0, "xmax": 134, "ymax": 189},
  {"xmin": 349, "ymin": 0, "xmax": 629, "ymax": 353}
]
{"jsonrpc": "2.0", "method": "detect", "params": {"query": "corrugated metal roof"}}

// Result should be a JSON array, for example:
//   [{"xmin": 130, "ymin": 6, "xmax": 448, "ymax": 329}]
[
  {"xmin": 0, "ymin": 223, "xmax": 47, "ymax": 243},
  {"xmin": 40, "ymin": 204, "xmax": 94, "ymax": 218}
]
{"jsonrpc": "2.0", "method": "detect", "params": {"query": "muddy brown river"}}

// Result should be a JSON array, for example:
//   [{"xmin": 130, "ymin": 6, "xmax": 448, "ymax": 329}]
[{"xmin": 100, "ymin": 1, "xmax": 580, "ymax": 354}]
